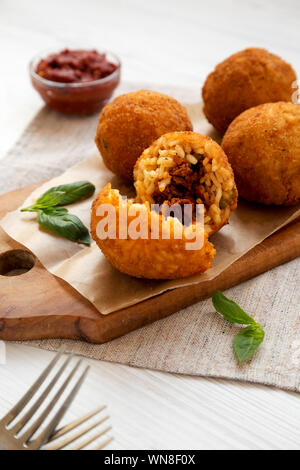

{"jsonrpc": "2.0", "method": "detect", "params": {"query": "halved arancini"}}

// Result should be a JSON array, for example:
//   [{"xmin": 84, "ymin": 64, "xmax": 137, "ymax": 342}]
[
  {"xmin": 91, "ymin": 183, "xmax": 215, "ymax": 279},
  {"xmin": 134, "ymin": 132, "xmax": 238, "ymax": 237}
]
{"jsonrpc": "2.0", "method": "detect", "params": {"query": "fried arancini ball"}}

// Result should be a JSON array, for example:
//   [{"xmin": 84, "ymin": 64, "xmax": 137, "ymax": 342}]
[
  {"xmin": 95, "ymin": 90, "xmax": 193, "ymax": 181},
  {"xmin": 222, "ymin": 102, "xmax": 300, "ymax": 206},
  {"xmin": 91, "ymin": 184, "xmax": 215, "ymax": 279},
  {"xmin": 202, "ymin": 48, "xmax": 297, "ymax": 134},
  {"xmin": 134, "ymin": 132, "xmax": 238, "ymax": 237}
]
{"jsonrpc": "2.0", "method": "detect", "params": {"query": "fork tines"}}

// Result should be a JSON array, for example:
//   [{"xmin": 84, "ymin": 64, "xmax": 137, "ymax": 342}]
[
  {"xmin": 0, "ymin": 347, "xmax": 112, "ymax": 450},
  {"xmin": 45, "ymin": 407, "xmax": 112, "ymax": 450}
]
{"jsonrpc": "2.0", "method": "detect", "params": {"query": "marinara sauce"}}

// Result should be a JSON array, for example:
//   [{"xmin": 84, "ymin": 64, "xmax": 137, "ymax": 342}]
[{"xmin": 31, "ymin": 49, "xmax": 120, "ymax": 114}]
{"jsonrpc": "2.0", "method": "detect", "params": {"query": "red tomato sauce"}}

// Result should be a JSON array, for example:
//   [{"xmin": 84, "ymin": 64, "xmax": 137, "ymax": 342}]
[
  {"xmin": 31, "ymin": 49, "xmax": 120, "ymax": 114},
  {"xmin": 36, "ymin": 49, "xmax": 118, "ymax": 83}
]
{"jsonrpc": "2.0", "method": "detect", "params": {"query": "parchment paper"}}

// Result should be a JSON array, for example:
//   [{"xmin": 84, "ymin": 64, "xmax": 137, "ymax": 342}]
[{"xmin": 1, "ymin": 103, "xmax": 300, "ymax": 314}]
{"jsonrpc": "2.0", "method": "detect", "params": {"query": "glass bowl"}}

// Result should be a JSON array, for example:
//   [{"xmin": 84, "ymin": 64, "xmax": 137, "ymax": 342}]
[{"xmin": 29, "ymin": 49, "xmax": 121, "ymax": 115}]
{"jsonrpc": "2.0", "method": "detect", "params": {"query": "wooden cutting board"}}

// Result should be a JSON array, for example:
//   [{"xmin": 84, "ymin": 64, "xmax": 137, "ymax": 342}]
[{"xmin": 0, "ymin": 182, "xmax": 299, "ymax": 344}]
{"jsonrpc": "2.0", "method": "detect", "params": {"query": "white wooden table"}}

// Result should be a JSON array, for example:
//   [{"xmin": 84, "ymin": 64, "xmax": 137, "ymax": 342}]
[{"xmin": 1, "ymin": 0, "xmax": 300, "ymax": 450}]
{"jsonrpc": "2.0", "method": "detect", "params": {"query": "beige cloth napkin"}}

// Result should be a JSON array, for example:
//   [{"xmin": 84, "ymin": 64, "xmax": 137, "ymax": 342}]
[{"xmin": 0, "ymin": 82, "xmax": 299, "ymax": 392}]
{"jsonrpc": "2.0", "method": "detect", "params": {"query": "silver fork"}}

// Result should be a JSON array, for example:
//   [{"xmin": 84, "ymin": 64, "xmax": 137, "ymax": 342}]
[{"xmin": 0, "ymin": 347, "xmax": 112, "ymax": 450}]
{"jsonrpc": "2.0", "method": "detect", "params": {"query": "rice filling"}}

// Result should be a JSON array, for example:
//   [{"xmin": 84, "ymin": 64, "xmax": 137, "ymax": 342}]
[{"xmin": 134, "ymin": 132, "xmax": 238, "ymax": 236}]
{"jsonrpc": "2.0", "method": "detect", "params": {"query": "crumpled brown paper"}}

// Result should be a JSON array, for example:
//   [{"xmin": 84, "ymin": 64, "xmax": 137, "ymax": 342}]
[{"xmin": 1, "ymin": 103, "xmax": 300, "ymax": 314}]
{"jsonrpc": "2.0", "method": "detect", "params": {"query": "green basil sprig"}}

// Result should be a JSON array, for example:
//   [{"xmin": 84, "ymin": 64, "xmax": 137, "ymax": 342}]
[
  {"xmin": 21, "ymin": 181, "xmax": 95, "ymax": 213},
  {"xmin": 21, "ymin": 181, "xmax": 95, "ymax": 245},
  {"xmin": 212, "ymin": 291, "xmax": 265, "ymax": 362},
  {"xmin": 233, "ymin": 324, "xmax": 265, "ymax": 362},
  {"xmin": 37, "ymin": 210, "xmax": 91, "ymax": 245}
]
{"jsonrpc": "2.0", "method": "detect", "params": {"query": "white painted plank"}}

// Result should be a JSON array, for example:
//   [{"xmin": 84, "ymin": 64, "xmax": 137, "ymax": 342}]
[{"xmin": 0, "ymin": 0, "xmax": 299, "ymax": 450}]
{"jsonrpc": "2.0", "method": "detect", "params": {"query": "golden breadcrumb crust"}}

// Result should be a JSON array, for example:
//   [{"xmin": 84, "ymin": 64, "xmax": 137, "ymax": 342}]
[
  {"xmin": 91, "ymin": 184, "xmax": 215, "ymax": 279},
  {"xmin": 95, "ymin": 90, "xmax": 193, "ymax": 181},
  {"xmin": 222, "ymin": 102, "xmax": 300, "ymax": 205},
  {"xmin": 202, "ymin": 48, "xmax": 297, "ymax": 134}
]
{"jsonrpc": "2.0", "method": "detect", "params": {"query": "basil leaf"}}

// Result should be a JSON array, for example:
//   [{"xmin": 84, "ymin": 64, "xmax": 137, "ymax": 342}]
[
  {"xmin": 42, "ymin": 207, "xmax": 68, "ymax": 215},
  {"xmin": 212, "ymin": 291, "xmax": 255, "ymax": 325},
  {"xmin": 212, "ymin": 291, "xmax": 265, "ymax": 362},
  {"xmin": 21, "ymin": 191, "xmax": 66, "ymax": 212},
  {"xmin": 234, "ymin": 324, "xmax": 265, "ymax": 361},
  {"xmin": 38, "ymin": 181, "xmax": 95, "ymax": 207},
  {"xmin": 21, "ymin": 181, "xmax": 95, "ymax": 214},
  {"xmin": 35, "ymin": 190, "xmax": 66, "ymax": 207},
  {"xmin": 37, "ymin": 210, "xmax": 91, "ymax": 245}
]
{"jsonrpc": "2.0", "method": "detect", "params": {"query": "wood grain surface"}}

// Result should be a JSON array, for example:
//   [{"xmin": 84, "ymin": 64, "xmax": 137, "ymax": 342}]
[{"xmin": 0, "ymin": 182, "xmax": 299, "ymax": 344}]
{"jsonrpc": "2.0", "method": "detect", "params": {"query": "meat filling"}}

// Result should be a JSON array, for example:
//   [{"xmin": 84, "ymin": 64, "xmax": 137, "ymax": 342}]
[{"xmin": 152, "ymin": 155, "xmax": 207, "ymax": 225}]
